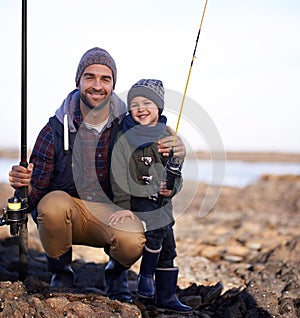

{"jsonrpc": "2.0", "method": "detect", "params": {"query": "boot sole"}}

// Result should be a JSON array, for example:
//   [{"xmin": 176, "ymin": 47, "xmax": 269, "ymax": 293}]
[
  {"xmin": 155, "ymin": 305, "xmax": 193, "ymax": 313},
  {"xmin": 137, "ymin": 292, "xmax": 155, "ymax": 299}
]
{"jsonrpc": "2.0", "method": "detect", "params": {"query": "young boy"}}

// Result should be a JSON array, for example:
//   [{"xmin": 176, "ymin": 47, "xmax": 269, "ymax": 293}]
[{"xmin": 109, "ymin": 79, "xmax": 192, "ymax": 312}]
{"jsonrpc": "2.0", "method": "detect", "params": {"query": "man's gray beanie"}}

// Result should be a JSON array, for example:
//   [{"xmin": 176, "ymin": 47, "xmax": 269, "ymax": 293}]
[{"xmin": 75, "ymin": 47, "xmax": 117, "ymax": 88}]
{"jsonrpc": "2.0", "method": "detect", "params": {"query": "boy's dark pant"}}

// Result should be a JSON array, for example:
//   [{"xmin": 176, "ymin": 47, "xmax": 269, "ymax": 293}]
[
  {"xmin": 145, "ymin": 222, "xmax": 177, "ymax": 268},
  {"xmin": 131, "ymin": 198, "xmax": 176, "ymax": 268}
]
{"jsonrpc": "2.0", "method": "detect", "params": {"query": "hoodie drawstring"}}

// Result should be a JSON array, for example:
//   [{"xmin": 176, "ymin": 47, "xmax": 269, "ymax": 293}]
[{"xmin": 64, "ymin": 113, "xmax": 69, "ymax": 152}]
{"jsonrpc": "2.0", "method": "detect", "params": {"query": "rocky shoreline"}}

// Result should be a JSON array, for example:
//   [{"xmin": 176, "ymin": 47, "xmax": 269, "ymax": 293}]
[{"xmin": 0, "ymin": 174, "xmax": 300, "ymax": 317}]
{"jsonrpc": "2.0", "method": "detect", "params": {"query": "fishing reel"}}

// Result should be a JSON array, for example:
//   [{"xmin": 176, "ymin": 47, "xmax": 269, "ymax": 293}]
[
  {"xmin": 157, "ymin": 148, "xmax": 182, "ymax": 208},
  {"xmin": 0, "ymin": 196, "xmax": 28, "ymax": 236},
  {"xmin": 165, "ymin": 148, "xmax": 182, "ymax": 190}
]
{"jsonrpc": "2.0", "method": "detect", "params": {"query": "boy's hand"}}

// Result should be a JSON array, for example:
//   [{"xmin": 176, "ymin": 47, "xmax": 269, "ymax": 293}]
[
  {"xmin": 159, "ymin": 181, "xmax": 172, "ymax": 197},
  {"xmin": 108, "ymin": 210, "xmax": 135, "ymax": 226}
]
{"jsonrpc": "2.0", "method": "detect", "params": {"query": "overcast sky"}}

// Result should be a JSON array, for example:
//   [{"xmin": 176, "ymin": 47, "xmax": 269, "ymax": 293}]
[{"xmin": 0, "ymin": 0, "xmax": 299, "ymax": 153}]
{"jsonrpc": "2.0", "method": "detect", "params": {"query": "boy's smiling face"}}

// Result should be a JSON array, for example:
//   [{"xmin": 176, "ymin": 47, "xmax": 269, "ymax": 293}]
[{"xmin": 130, "ymin": 96, "xmax": 159, "ymax": 126}]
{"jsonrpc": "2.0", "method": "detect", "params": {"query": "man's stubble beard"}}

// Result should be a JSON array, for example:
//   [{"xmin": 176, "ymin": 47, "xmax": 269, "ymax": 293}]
[{"xmin": 80, "ymin": 92, "xmax": 112, "ymax": 111}]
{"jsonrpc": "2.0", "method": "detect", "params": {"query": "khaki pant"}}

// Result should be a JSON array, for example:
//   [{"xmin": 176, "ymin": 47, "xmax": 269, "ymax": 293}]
[{"xmin": 37, "ymin": 190, "xmax": 146, "ymax": 267}]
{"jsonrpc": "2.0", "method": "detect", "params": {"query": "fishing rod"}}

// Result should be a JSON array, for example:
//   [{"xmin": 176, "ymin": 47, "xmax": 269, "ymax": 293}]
[
  {"xmin": 172, "ymin": 0, "xmax": 208, "ymax": 148},
  {"xmin": 0, "ymin": 0, "xmax": 29, "ymax": 281},
  {"xmin": 165, "ymin": 0, "xmax": 208, "ymax": 190},
  {"xmin": 20, "ymin": 0, "xmax": 28, "ymax": 177}
]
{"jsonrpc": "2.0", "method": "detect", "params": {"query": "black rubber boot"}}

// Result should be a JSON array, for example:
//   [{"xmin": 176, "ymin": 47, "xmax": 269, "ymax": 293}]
[
  {"xmin": 155, "ymin": 267, "xmax": 192, "ymax": 312},
  {"xmin": 137, "ymin": 246, "xmax": 161, "ymax": 299},
  {"xmin": 47, "ymin": 248, "xmax": 74, "ymax": 287},
  {"xmin": 104, "ymin": 258, "xmax": 133, "ymax": 303}
]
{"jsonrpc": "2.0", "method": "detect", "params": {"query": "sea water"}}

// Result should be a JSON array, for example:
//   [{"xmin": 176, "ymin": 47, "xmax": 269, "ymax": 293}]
[{"xmin": 182, "ymin": 159, "xmax": 300, "ymax": 188}]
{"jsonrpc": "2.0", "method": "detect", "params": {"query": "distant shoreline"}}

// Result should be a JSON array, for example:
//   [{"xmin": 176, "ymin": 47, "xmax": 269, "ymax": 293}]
[
  {"xmin": 1, "ymin": 149, "xmax": 300, "ymax": 163},
  {"xmin": 192, "ymin": 151, "xmax": 300, "ymax": 163}
]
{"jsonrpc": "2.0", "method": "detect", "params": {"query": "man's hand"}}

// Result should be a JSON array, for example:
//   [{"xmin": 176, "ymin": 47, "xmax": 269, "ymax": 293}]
[
  {"xmin": 108, "ymin": 209, "xmax": 135, "ymax": 226},
  {"xmin": 9, "ymin": 163, "xmax": 34, "ymax": 192},
  {"xmin": 158, "ymin": 126, "xmax": 186, "ymax": 160}
]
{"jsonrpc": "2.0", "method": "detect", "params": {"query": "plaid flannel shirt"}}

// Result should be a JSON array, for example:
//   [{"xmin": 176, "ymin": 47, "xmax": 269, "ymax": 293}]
[{"xmin": 28, "ymin": 105, "xmax": 112, "ymax": 209}]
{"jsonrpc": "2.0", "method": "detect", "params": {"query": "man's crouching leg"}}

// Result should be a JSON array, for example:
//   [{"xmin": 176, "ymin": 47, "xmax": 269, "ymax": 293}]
[
  {"xmin": 37, "ymin": 191, "xmax": 76, "ymax": 287},
  {"xmin": 105, "ymin": 217, "xmax": 146, "ymax": 303}
]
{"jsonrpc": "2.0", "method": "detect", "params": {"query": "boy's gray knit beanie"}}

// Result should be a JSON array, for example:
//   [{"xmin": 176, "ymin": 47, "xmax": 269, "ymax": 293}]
[{"xmin": 127, "ymin": 79, "xmax": 164, "ymax": 114}]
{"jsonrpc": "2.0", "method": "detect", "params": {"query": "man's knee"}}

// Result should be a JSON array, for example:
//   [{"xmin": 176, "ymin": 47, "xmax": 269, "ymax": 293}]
[
  {"xmin": 110, "ymin": 230, "xmax": 146, "ymax": 267},
  {"xmin": 37, "ymin": 191, "xmax": 73, "ymax": 227}
]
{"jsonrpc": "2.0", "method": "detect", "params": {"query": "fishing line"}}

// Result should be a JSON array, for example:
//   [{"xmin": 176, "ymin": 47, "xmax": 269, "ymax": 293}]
[{"xmin": 172, "ymin": 0, "xmax": 208, "ymax": 148}]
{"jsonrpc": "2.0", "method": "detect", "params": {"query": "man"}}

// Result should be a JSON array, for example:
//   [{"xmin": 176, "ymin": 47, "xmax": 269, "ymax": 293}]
[{"xmin": 9, "ymin": 47, "xmax": 186, "ymax": 303}]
